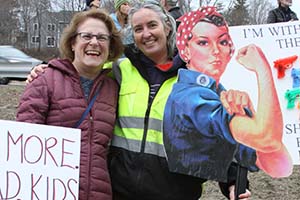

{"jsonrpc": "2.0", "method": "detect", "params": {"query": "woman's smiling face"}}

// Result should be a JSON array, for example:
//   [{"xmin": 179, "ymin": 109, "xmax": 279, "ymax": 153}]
[
  {"xmin": 185, "ymin": 21, "xmax": 233, "ymax": 82},
  {"xmin": 131, "ymin": 8, "xmax": 170, "ymax": 62},
  {"xmin": 72, "ymin": 18, "xmax": 110, "ymax": 73}
]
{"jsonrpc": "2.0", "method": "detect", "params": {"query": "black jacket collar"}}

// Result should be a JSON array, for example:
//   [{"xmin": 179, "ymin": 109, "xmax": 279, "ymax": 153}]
[{"xmin": 124, "ymin": 44, "xmax": 186, "ymax": 83}]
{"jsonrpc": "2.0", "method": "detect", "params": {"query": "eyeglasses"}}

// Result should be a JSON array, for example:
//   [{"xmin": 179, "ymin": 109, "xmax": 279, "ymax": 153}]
[{"xmin": 76, "ymin": 32, "xmax": 111, "ymax": 43}]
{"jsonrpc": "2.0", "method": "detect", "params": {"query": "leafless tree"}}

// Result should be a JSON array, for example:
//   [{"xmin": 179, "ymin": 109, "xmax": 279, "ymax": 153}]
[
  {"xmin": 17, "ymin": 0, "xmax": 36, "ymax": 48},
  {"xmin": 185, "ymin": 0, "xmax": 227, "ymax": 12},
  {"xmin": 189, "ymin": 0, "xmax": 224, "ymax": 8},
  {"xmin": 248, "ymin": 0, "xmax": 275, "ymax": 24},
  {"xmin": 0, "ymin": 0, "xmax": 19, "ymax": 45},
  {"xmin": 51, "ymin": 0, "xmax": 84, "ymax": 11},
  {"xmin": 222, "ymin": 0, "xmax": 275, "ymax": 25}
]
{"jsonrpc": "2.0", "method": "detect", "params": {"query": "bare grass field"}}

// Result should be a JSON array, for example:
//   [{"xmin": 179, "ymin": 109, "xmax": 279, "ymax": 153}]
[{"xmin": 1, "ymin": 84, "xmax": 299, "ymax": 200}]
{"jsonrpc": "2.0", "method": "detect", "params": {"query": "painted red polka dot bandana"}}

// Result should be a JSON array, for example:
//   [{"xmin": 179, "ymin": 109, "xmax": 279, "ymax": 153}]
[{"xmin": 176, "ymin": 6, "xmax": 234, "ymax": 62}]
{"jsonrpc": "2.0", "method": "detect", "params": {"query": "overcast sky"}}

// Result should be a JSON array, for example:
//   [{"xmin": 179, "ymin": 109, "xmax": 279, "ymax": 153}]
[
  {"xmin": 290, "ymin": 1, "xmax": 300, "ymax": 17},
  {"xmin": 190, "ymin": 0, "xmax": 300, "ymax": 17}
]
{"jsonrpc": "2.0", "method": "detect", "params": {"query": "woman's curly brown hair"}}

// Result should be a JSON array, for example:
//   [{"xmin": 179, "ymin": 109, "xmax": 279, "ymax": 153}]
[{"xmin": 60, "ymin": 9, "xmax": 124, "ymax": 62}]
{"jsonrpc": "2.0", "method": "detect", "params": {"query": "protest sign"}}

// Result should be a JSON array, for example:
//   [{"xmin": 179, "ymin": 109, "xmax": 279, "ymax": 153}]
[
  {"xmin": 0, "ymin": 120, "xmax": 81, "ymax": 200},
  {"xmin": 222, "ymin": 20, "xmax": 300, "ymax": 165},
  {"xmin": 163, "ymin": 7, "xmax": 299, "ymax": 183}
]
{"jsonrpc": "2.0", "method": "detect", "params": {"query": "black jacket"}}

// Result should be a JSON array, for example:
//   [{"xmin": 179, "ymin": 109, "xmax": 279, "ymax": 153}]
[
  {"xmin": 168, "ymin": 6, "xmax": 183, "ymax": 29},
  {"xmin": 267, "ymin": 6, "xmax": 298, "ymax": 23}
]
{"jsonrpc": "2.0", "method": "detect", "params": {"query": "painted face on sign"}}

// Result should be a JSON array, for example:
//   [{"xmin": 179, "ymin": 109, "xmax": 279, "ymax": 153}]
[{"xmin": 185, "ymin": 21, "xmax": 232, "ymax": 83}]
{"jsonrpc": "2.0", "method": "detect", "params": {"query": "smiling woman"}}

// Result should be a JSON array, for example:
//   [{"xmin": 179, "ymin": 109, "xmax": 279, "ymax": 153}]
[{"xmin": 16, "ymin": 8, "xmax": 123, "ymax": 200}]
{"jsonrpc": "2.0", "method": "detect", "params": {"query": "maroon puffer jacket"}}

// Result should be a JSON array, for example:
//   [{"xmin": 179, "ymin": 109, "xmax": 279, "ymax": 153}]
[{"xmin": 16, "ymin": 59, "xmax": 118, "ymax": 200}]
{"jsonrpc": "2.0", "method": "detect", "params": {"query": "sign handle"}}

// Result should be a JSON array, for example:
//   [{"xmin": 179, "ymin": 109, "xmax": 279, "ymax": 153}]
[{"xmin": 234, "ymin": 164, "xmax": 248, "ymax": 200}]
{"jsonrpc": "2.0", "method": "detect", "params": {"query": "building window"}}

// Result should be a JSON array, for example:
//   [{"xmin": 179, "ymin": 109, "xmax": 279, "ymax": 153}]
[
  {"xmin": 47, "ymin": 23, "xmax": 56, "ymax": 31},
  {"xmin": 47, "ymin": 36, "xmax": 55, "ymax": 47},
  {"xmin": 31, "ymin": 36, "xmax": 40, "ymax": 43},
  {"xmin": 33, "ymin": 23, "xmax": 39, "ymax": 31}
]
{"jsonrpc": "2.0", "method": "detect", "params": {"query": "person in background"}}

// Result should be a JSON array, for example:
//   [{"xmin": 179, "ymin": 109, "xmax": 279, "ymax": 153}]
[
  {"xmin": 84, "ymin": 0, "xmax": 101, "ymax": 10},
  {"xmin": 17, "ymin": 9, "xmax": 123, "ymax": 200},
  {"xmin": 25, "ymin": 2, "xmax": 252, "ymax": 200},
  {"xmin": 160, "ymin": 0, "xmax": 183, "ymax": 28},
  {"xmin": 110, "ymin": 0, "xmax": 133, "ymax": 45},
  {"xmin": 267, "ymin": 0, "xmax": 298, "ymax": 23}
]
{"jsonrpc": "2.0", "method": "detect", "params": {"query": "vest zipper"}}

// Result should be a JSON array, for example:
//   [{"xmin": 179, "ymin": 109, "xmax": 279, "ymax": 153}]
[
  {"xmin": 140, "ymin": 106, "xmax": 151, "ymax": 153},
  {"xmin": 140, "ymin": 83, "xmax": 161, "ymax": 153}
]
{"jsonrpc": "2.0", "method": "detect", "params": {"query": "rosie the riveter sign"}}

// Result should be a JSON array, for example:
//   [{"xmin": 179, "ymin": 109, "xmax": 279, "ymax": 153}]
[
  {"xmin": 163, "ymin": 6, "xmax": 300, "ymax": 182},
  {"xmin": 0, "ymin": 120, "xmax": 81, "ymax": 200}
]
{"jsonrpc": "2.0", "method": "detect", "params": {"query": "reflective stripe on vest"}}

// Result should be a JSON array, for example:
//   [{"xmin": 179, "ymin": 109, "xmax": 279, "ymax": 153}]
[{"xmin": 111, "ymin": 58, "xmax": 177, "ymax": 157}]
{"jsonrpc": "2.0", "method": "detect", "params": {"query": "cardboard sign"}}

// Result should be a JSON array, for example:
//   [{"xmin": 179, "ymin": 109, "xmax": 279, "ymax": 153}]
[
  {"xmin": 163, "ymin": 7, "xmax": 299, "ymax": 182},
  {"xmin": 222, "ymin": 20, "xmax": 300, "ymax": 165},
  {"xmin": 0, "ymin": 120, "xmax": 81, "ymax": 200}
]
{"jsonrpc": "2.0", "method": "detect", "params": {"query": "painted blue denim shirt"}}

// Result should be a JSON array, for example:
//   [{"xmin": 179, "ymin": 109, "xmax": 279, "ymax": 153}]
[{"xmin": 163, "ymin": 68, "xmax": 258, "ymax": 182}]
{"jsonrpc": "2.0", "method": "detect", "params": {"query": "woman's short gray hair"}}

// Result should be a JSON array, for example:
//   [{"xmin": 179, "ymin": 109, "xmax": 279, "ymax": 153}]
[{"xmin": 128, "ymin": 2, "xmax": 177, "ymax": 58}]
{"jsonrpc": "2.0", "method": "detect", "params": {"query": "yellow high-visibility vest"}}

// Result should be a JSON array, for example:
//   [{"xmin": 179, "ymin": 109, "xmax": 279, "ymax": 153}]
[{"xmin": 111, "ymin": 58, "xmax": 177, "ymax": 157}]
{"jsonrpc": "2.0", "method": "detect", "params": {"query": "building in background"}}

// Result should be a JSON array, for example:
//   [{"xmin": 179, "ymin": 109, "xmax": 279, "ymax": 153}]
[{"xmin": 28, "ymin": 10, "xmax": 74, "ymax": 49}]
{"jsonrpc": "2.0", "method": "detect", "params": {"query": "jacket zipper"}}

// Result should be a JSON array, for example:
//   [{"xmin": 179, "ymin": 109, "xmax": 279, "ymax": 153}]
[
  {"xmin": 86, "ymin": 115, "xmax": 93, "ymax": 200},
  {"xmin": 84, "ymin": 81, "xmax": 99, "ymax": 200},
  {"xmin": 140, "ymin": 107, "xmax": 151, "ymax": 153},
  {"xmin": 137, "ymin": 83, "xmax": 162, "ymax": 194}
]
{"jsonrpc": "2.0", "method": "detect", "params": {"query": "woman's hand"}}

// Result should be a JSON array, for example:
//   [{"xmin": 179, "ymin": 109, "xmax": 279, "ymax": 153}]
[
  {"xmin": 220, "ymin": 89, "xmax": 255, "ymax": 116},
  {"xmin": 236, "ymin": 44, "xmax": 270, "ymax": 73},
  {"xmin": 26, "ymin": 64, "xmax": 48, "ymax": 84},
  {"xmin": 229, "ymin": 185, "xmax": 251, "ymax": 200}
]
